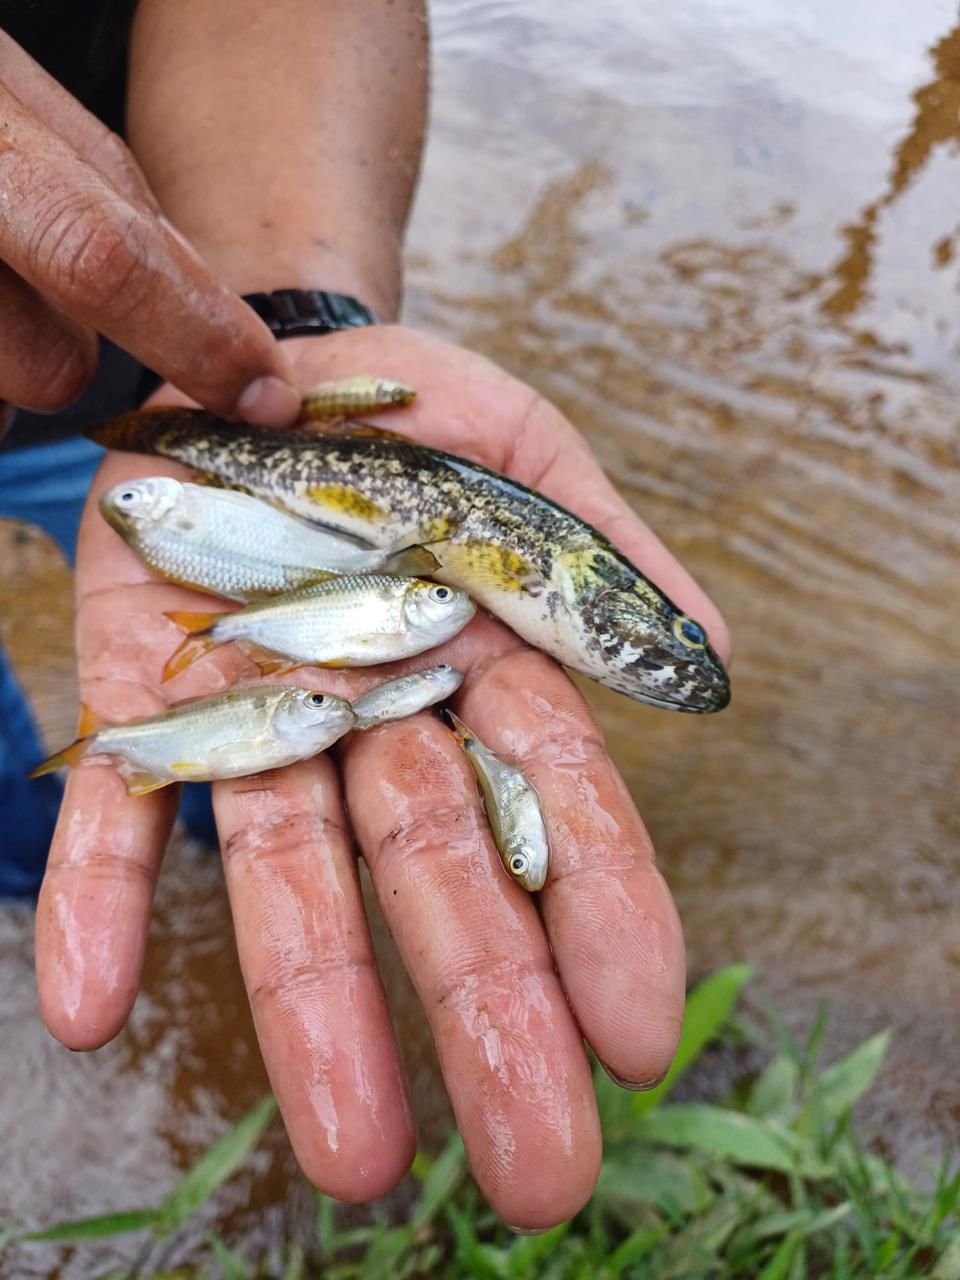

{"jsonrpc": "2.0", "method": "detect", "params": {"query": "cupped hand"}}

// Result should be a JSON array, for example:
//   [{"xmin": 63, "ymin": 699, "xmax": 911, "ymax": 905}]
[
  {"xmin": 0, "ymin": 32, "xmax": 298, "ymax": 431},
  {"xmin": 35, "ymin": 326, "xmax": 731, "ymax": 1230}
]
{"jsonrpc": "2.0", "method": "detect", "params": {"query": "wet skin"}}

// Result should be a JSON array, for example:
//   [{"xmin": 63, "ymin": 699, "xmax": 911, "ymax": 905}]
[{"xmin": 35, "ymin": 326, "xmax": 731, "ymax": 1230}]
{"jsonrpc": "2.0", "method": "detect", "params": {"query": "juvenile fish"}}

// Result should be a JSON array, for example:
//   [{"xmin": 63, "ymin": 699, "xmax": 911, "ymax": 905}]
[
  {"xmin": 352, "ymin": 664, "xmax": 464, "ymax": 729},
  {"xmin": 29, "ymin": 687, "xmax": 355, "ymax": 796},
  {"xmin": 101, "ymin": 477, "xmax": 437, "ymax": 602},
  {"xmin": 444, "ymin": 711, "xmax": 548, "ymax": 892},
  {"xmin": 89, "ymin": 410, "xmax": 731, "ymax": 712},
  {"xmin": 301, "ymin": 374, "xmax": 415, "ymax": 420},
  {"xmin": 163, "ymin": 576, "xmax": 475, "ymax": 681}
]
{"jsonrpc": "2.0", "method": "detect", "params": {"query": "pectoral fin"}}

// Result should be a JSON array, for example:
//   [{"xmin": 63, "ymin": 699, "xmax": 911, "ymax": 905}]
[
  {"xmin": 117, "ymin": 764, "xmax": 173, "ymax": 796},
  {"xmin": 381, "ymin": 544, "xmax": 440, "ymax": 576},
  {"xmin": 429, "ymin": 540, "xmax": 543, "ymax": 595}
]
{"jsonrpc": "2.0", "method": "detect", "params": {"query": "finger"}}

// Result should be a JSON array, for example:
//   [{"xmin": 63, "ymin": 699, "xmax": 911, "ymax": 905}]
[
  {"xmin": 457, "ymin": 648, "xmax": 686, "ymax": 1089},
  {"xmin": 0, "ymin": 83, "xmax": 299, "ymax": 425},
  {"xmin": 35, "ymin": 692, "xmax": 178, "ymax": 1050},
  {"xmin": 0, "ymin": 30, "xmax": 161, "ymax": 208},
  {"xmin": 0, "ymin": 259, "xmax": 98, "ymax": 411},
  {"xmin": 341, "ymin": 715, "xmax": 601, "ymax": 1231},
  {"xmin": 212, "ymin": 758, "xmax": 415, "ymax": 1201}
]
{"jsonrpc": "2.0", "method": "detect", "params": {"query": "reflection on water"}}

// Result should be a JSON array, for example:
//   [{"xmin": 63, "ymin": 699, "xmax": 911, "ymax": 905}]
[{"xmin": 2, "ymin": 0, "xmax": 960, "ymax": 1272}]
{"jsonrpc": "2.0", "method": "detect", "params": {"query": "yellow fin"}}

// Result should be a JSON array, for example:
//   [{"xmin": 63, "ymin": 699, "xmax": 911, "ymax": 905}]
[
  {"xmin": 169, "ymin": 762, "xmax": 203, "ymax": 775},
  {"xmin": 164, "ymin": 609, "xmax": 222, "ymax": 634},
  {"xmin": 28, "ymin": 737, "xmax": 88, "ymax": 779},
  {"xmin": 123, "ymin": 770, "xmax": 173, "ymax": 796},
  {"xmin": 77, "ymin": 702, "xmax": 106, "ymax": 736},
  {"xmin": 381, "ymin": 544, "xmax": 440, "ymax": 577},
  {"xmin": 250, "ymin": 653, "xmax": 303, "ymax": 678}
]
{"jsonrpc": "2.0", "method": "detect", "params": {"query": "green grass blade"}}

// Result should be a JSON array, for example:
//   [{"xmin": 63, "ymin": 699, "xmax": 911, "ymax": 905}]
[
  {"xmin": 758, "ymin": 1230, "xmax": 803, "ymax": 1280},
  {"xmin": 633, "ymin": 1104, "xmax": 798, "ymax": 1172},
  {"xmin": 631, "ymin": 965, "xmax": 753, "ymax": 1117},
  {"xmin": 281, "ymin": 1242, "xmax": 305, "ymax": 1280},
  {"xmin": 803, "ymin": 1033, "xmax": 891, "ymax": 1126},
  {"xmin": 749, "ymin": 1056, "xmax": 800, "ymax": 1120},
  {"xmin": 411, "ymin": 1132, "xmax": 466, "ymax": 1233},
  {"xmin": 315, "ymin": 1193, "xmax": 337, "ymax": 1259},
  {"xmin": 20, "ymin": 1208, "xmax": 161, "ymax": 1242},
  {"xmin": 156, "ymin": 1095, "xmax": 277, "ymax": 1235},
  {"xmin": 207, "ymin": 1234, "xmax": 249, "ymax": 1280},
  {"xmin": 605, "ymin": 1224, "xmax": 669, "ymax": 1274}
]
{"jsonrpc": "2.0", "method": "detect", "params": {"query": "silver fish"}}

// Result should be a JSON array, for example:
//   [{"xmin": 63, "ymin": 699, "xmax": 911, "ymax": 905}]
[
  {"xmin": 100, "ymin": 477, "xmax": 437, "ymax": 602},
  {"xmin": 352, "ymin": 664, "xmax": 464, "ymax": 729},
  {"xmin": 445, "ymin": 711, "xmax": 549, "ymax": 892},
  {"xmin": 163, "ymin": 576, "xmax": 475, "ymax": 681},
  {"xmin": 29, "ymin": 687, "xmax": 356, "ymax": 795}
]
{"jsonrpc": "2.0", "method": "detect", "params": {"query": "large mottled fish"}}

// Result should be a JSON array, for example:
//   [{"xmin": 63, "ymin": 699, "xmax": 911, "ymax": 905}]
[
  {"xmin": 100, "ymin": 476, "xmax": 438, "ymax": 602},
  {"xmin": 88, "ymin": 410, "xmax": 731, "ymax": 712},
  {"xmin": 162, "ymin": 575, "xmax": 475, "ymax": 681},
  {"xmin": 444, "ymin": 710, "xmax": 549, "ymax": 892},
  {"xmin": 29, "ymin": 687, "xmax": 356, "ymax": 795},
  {"xmin": 351, "ymin": 663, "xmax": 464, "ymax": 729}
]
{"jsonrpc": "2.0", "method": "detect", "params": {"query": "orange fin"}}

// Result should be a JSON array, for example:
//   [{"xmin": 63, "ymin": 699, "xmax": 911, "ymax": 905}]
[
  {"xmin": 440, "ymin": 708, "xmax": 474, "ymax": 747},
  {"xmin": 77, "ymin": 702, "xmax": 106, "ymax": 736},
  {"xmin": 162, "ymin": 611, "xmax": 223, "ymax": 681},
  {"xmin": 251, "ymin": 653, "xmax": 303, "ymax": 678},
  {"xmin": 28, "ymin": 737, "xmax": 89, "ymax": 779}
]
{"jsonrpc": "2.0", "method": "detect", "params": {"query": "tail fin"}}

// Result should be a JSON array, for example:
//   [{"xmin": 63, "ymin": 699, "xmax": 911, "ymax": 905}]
[
  {"xmin": 29, "ymin": 736, "xmax": 89, "ymax": 779},
  {"xmin": 441, "ymin": 708, "xmax": 474, "ymax": 747},
  {"xmin": 162, "ymin": 610, "xmax": 222, "ymax": 681},
  {"xmin": 382, "ymin": 544, "xmax": 440, "ymax": 577}
]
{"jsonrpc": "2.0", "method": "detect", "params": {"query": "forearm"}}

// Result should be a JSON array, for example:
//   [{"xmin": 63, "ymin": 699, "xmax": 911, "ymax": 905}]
[{"xmin": 126, "ymin": 0, "xmax": 429, "ymax": 322}]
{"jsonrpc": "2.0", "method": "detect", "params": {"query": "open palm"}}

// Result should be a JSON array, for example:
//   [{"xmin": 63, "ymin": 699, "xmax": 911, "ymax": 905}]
[{"xmin": 35, "ymin": 325, "xmax": 731, "ymax": 1231}]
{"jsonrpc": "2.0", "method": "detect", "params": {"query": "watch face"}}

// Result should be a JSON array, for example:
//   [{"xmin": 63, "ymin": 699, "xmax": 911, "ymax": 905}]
[{"xmin": 242, "ymin": 290, "xmax": 378, "ymax": 336}]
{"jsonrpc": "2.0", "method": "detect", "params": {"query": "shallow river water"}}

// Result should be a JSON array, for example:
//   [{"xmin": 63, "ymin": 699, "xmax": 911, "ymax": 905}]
[{"xmin": 2, "ymin": 0, "xmax": 959, "ymax": 1273}]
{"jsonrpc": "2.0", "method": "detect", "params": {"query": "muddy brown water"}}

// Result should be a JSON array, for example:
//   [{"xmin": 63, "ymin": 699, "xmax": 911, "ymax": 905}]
[{"xmin": 2, "ymin": 0, "xmax": 960, "ymax": 1273}]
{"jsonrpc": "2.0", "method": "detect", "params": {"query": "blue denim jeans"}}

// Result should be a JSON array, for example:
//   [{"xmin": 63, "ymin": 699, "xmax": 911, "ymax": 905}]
[{"xmin": 0, "ymin": 379, "xmax": 216, "ymax": 897}]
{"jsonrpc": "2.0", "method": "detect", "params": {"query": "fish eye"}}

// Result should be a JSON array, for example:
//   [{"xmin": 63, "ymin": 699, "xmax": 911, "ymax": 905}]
[
  {"xmin": 118, "ymin": 490, "xmax": 139, "ymax": 505},
  {"xmin": 306, "ymin": 692, "xmax": 326, "ymax": 707},
  {"xmin": 509, "ymin": 853, "xmax": 528, "ymax": 874},
  {"xmin": 674, "ymin": 616, "xmax": 707, "ymax": 648},
  {"xmin": 429, "ymin": 586, "xmax": 451, "ymax": 602}
]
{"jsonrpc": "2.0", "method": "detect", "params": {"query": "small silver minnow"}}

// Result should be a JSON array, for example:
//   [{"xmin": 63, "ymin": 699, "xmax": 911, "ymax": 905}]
[
  {"xmin": 352, "ymin": 664, "xmax": 464, "ymax": 730},
  {"xmin": 100, "ymin": 477, "xmax": 437, "ymax": 602},
  {"xmin": 29, "ymin": 687, "xmax": 356, "ymax": 795},
  {"xmin": 162, "ymin": 576, "xmax": 476, "ymax": 681},
  {"xmin": 444, "ymin": 711, "xmax": 549, "ymax": 892}
]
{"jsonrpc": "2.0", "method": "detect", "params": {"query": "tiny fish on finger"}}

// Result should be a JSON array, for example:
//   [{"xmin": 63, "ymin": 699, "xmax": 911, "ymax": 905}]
[
  {"xmin": 28, "ymin": 687, "xmax": 356, "ymax": 796},
  {"xmin": 444, "ymin": 710, "xmax": 549, "ymax": 892},
  {"xmin": 352, "ymin": 664, "xmax": 464, "ymax": 729},
  {"xmin": 100, "ymin": 477, "xmax": 437, "ymax": 603}
]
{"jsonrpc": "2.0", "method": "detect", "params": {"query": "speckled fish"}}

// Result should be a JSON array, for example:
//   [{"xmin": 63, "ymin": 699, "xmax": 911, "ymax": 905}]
[
  {"xmin": 162, "ymin": 575, "xmax": 475, "ymax": 681},
  {"xmin": 29, "ymin": 687, "xmax": 355, "ymax": 796},
  {"xmin": 100, "ymin": 477, "xmax": 438, "ymax": 602},
  {"xmin": 444, "ymin": 710, "xmax": 548, "ymax": 891},
  {"xmin": 301, "ymin": 374, "xmax": 415, "ymax": 420},
  {"xmin": 352, "ymin": 663, "xmax": 464, "ymax": 730},
  {"xmin": 89, "ymin": 409, "xmax": 731, "ymax": 711}
]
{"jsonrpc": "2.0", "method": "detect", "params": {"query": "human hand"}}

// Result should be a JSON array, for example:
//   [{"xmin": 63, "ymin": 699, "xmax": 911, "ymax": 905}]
[
  {"xmin": 0, "ymin": 32, "xmax": 299, "ymax": 433},
  {"xmin": 35, "ymin": 326, "xmax": 731, "ymax": 1230}
]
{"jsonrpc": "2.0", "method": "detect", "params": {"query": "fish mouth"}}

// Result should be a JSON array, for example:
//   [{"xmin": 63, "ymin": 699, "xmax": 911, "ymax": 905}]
[{"xmin": 605, "ymin": 652, "xmax": 732, "ymax": 713}]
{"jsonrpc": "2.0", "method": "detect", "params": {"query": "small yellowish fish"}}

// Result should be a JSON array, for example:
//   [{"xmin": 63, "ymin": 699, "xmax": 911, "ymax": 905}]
[
  {"xmin": 444, "ymin": 711, "xmax": 549, "ymax": 892},
  {"xmin": 100, "ymin": 477, "xmax": 438, "ymax": 602},
  {"xmin": 352, "ymin": 664, "xmax": 464, "ymax": 730},
  {"xmin": 301, "ymin": 374, "xmax": 415, "ymax": 420},
  {"xmin": 29, "ymin": 687, "xmax": 356, "ymax": 796},
  {"xmin": 163, "ymin": 576, "xmax": 475, "ymax": 681}
]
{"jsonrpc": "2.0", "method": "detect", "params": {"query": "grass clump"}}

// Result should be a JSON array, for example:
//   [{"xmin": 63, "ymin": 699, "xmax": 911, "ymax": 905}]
[{"xmin": 3, "ymin": 966, "xmax": 958, "ymax": 1278}]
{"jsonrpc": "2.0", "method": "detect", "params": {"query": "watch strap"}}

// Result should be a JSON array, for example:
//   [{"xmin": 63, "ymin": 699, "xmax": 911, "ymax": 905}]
[{"xmin": 242, "ymin": 289, "xmax": 379, "ymax": 338}]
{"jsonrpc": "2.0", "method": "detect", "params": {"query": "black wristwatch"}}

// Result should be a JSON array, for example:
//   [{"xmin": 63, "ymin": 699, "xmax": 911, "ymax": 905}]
[{"xmin": 242, "ymin": 289, "xmax": 379, "ymax": 338}]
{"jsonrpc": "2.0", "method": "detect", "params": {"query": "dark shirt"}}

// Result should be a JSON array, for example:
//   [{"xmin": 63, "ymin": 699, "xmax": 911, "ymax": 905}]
[{"xmin": 0, "ymin": 2, "xmax": 153, "ymax": 449}]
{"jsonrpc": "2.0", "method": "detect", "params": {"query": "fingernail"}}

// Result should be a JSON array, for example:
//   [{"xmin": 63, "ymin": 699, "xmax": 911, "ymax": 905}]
[
  {"xmin": 503, "ymin": 1223, "xmax": 549, "ymax": 1236},
  {"xmin": 600, "ymin": 1061, "xmax": 667, "ymax": 1092},
  {"xmin": 236, "ymin": 376, "xmax": 301, "ymax": 427}
]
